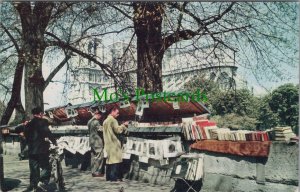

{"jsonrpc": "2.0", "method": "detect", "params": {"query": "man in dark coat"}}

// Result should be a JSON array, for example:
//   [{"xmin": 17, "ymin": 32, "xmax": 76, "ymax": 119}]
[
  {"xmin": 88, "ymin": 110, "xmax": 105, "ymax": 177},
  {"xmin": 23, "ymin": 107, "xmax": 56, "ymax": 192}
]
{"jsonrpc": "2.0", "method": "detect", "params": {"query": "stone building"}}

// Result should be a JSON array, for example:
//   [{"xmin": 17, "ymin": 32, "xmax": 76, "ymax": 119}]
[
  {"xmin": 67, "ymin": 39, "xmax": 247, "ymax": 104},
  {"xmin": 67, "ymin": 39, "xmax": 136, "ymax": 104}
]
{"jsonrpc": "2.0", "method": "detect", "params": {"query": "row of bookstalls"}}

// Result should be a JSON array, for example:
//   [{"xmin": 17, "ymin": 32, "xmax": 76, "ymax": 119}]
[
  {"xmin": 0, "ymin": 92, "xmax": 298, "ymax": 190},
  {"xmin": 43, "ymin": 93, "xmax": 211, "ymax": 177}
]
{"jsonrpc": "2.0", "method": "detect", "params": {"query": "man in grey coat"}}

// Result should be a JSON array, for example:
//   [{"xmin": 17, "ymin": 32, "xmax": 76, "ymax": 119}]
[{"xmin": 88, "ymin": 110, "xmax": 105, "ymax": 177}]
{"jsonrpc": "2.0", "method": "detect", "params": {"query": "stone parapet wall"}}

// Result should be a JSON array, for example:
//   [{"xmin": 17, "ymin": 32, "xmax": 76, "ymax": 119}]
[
  {"xmin": 124, "ymin": 142, "xmax": 298, "ymax": 192},
  {"xmin": 199, "ymin": 142, "xmax": 298, "ymax": 191}
]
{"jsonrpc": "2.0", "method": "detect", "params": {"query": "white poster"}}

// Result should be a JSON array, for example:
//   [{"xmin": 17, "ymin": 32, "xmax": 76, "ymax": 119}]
[
  {"xmin": 135, "ymin": 102, "xmax": 144, "ymax": 116},
  {"xmin": 120, "ymin": 100, "xmax": 130, "ymax": 108},
  {"xmin": 162, "ymin": 140, "xmax": 183, "ymax": 158},
  {"xmin": 172, "ymin": 101, "xmax": 180, "ymax": 110}
]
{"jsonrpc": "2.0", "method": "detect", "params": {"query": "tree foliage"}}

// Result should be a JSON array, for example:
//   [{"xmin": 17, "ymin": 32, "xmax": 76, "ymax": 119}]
[
  {"xmin": 256, "ymin": 95, "xmax": 280, "ymax": 130},
  {"xmin": 185, "ymin": 75, "xmax": 298, "ymax": 132},
  {"xmin": 209, "ymin": 89, "xmax": 260, "ymax": 117},
  {"xmin": 268, "ymin": 84, "xmax": 298, "ymax": 132},
  {"xmin": 185, "ymin": 75, "xmax": 259, "ymax": 117},
  {"xmin": 211, "ymin": 114, "xmax": 258, "ymax": 130}
]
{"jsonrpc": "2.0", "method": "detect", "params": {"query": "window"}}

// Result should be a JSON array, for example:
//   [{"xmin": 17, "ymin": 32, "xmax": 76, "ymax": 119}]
[
  {"xmin": 217, "ymin": 72, "xmax": 230, "ymax": 89},
  {"xmin": 89, "ymin": 73, "xmax": 93, "ymax": 82},
  {"xmin": 210, "ymin": 72, "xmax": 216, "ymax": 81}
]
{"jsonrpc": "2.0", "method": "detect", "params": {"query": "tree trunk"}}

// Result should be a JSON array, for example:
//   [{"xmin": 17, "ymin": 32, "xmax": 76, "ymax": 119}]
[
  {"xmin": 24, "ymin": 45, "xmax": 45, "ymax": 119},
  {"xmin": 0, "ymin": 58, "xmax": 25, "ymax": 125},
  {"xmin": 133, "ymin": 3, "xmax": 165, "ymax": 93},
  {"xmin": 15, "ymin": 2, "xmax": 54, "ymax": 118}
]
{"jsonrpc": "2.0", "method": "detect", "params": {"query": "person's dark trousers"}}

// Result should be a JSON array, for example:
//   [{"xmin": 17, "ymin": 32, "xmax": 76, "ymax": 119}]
[
  {"xmin": 106, "ymin": 163, "xmax": 121, "ymax": 181},
  {"xmin": 28, "ymin": 153, "xmax": 51, "ymax": 188},
  {"xmin": 102, "ymin": 158, "xmax": 106, "ymax": 175},
  {"xmin": 117, "ymin": 162, "xmax": 124, "ymax": 180}
]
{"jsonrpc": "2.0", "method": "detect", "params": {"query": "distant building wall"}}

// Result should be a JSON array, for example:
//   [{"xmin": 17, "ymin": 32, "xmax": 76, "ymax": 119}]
[{"xmin": 67, "ymin": 40, "xmax": 247, "ymax": 104}]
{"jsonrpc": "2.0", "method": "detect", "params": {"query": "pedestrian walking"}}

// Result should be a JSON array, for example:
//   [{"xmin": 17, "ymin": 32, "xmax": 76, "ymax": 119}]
[
  {"xmin": 103, "ymin": 106, "xmax": 128, "ymax": 182},
  {"xmin": 88, "ymin": 109, "xmax": 105, "ymax": 177}
]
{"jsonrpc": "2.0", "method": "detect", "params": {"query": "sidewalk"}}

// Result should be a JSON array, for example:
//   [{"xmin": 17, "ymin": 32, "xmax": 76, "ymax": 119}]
[{"xmin": 2, "ymin": 155, "xmax": 173, "ymax": 192}]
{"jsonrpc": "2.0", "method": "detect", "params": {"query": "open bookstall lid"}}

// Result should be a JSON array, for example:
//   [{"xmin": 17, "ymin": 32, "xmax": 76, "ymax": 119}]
[{"xmin": 43, "ymin": 92, "xmax": 210, "ymax": 123}]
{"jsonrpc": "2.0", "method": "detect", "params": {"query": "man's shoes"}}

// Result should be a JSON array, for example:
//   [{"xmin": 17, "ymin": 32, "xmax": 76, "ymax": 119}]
[{"xmin": 92, "ymin": 173, "xmax": 105, "ymax": 177}]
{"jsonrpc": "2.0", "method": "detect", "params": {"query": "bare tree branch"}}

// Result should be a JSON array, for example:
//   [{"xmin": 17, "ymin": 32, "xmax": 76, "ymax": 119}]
[
  {"xmin": 0, "ymin": 82, "xmax": 11, "ymax": 91},
  {"xmin": 108, "ymin": 3, "xmax": 132, "ymax": 20},
  {"xmin": 72, "ymin": 26, "xmax": 134, "ymax": 45},
  {"xmin": 0, "ymin": 22, "xmax": 20, "ymax": 53},
  {"xmin": 0, "ymin": 45, "xmax": 14, "ymax": 54},
  {"xmin": 45, "ymin": 32, "xmax": 121, "ymax": 86},
  {"xmin": 44, "ymin": 54, "xmax": 72, "ymax": 89},
  {"xmin": 163, "ymin": 3, "xmax": 237, "ymax": 50}
]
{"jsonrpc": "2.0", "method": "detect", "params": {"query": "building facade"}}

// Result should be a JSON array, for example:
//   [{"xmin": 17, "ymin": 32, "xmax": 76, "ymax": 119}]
[{"xmin": 67, "ymin": 39, "xmax": 246, "ymax": 104}]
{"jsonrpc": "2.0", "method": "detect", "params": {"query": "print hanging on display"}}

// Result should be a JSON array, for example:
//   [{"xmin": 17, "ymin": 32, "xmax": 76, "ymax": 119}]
[
  {"xmin": 87, "ymin": 107, "xmax": 95, "ymax": 115},
  {"xmin": 130, "ymin": 139, "xmax": 137, "ymax": 154},
  {"xmin": 124, "ymin": 137, "xmax": 135, "ymax": 154},
  {"xmin": 120, "ymin": 100, "xmax": 130, "ymax": 109},
  {"xmin": 122, "ymin": 153, "xmax": 131, "ymax": 159},
  {"xmin": 162, "ymin": 140, "xmax": 183, "ymax": 158},
  {"xmin": 66, "ymin": 108, "xmax": 78, "ymax": 118},
  {"xmin": 77, "ymin": 137, "xmax": 90, "ymax": 155},
  {"xmin": 148, "ymin": 141, "xmax": 156, "ymax": 156},
  {"xmin": 64, "ymin": 137, "xmax": 77, "ymax": 154},
  {"xmin": 48, "ymin": 111, "xmax": 54, "ymax": 118},
  {"xmin": 139, "ymin": 156, "xmax": 149, "ymax": 163},
  {"xmin": 72, "ymin": 137, "xmax": 82, "ymax": 153},
  {"xmin": 136, "ymin": 139, "xmax": 144, "ymax": 156},
  {"xmin": 160, "ymin": 159, "xmax": 169, "ymax": 166},
  {"xmin": 99, "ymin": 105, "xmax": 106, "ymax": 113},
  {"xmin": 142, "ymin": 141, "xmax": 148, "ymax": 157},
  {"xmin": 135, "ymin": 102, "xmax": 144, "ymax": 116},
  {"xmin": 172, "ymin": 101, "xmax": 180, "ymax": 110},
  {"xmin": 147, "ymin": 140, "xmax": 163, "ymax": 160},
  {"xmin": 129, "ymin": 138, "xmax": 144, "ymax": 156},
  {"xmin": 141, "ymin": 99, "xmax": 149, "ymax": 108}
]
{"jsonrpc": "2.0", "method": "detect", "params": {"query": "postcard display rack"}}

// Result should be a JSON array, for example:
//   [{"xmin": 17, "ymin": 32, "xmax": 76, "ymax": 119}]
[
  {"xmin": 120, "ymin": 98, "xmax": 209, "ymax": 190},
  {"xmin": 123, "ymin": 98, "xmax": 189, "ymax": 165}
]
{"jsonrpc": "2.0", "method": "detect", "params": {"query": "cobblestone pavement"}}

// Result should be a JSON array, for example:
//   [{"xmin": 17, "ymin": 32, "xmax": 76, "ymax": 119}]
[{"xmin": 3, "ymin": 155, "xmax": 173, "ymax": 192}]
